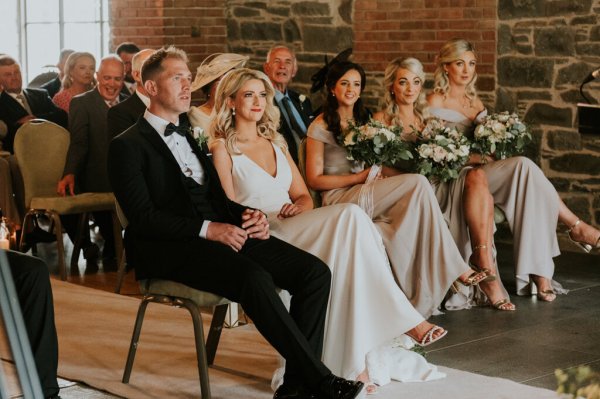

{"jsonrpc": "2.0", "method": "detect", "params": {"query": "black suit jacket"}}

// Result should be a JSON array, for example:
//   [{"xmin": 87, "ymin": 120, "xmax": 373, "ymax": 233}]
[
  {"xmin": 107, "ymin": 91, "xmax": 146, "ymax": 140},
  {"xmin": 40, "ymin": 76, "xmax": 62, "ymax": 99},
  {"xmin": 0, "ymin": 89, "xmax": 68, "ymax": 152},
  {"xmin": 275, "ymin": 89, "xmax": 314, "ymax": 164},
  {"xmin": 107, "ymin": 115, "xmax": 248, "ymax": 280}
]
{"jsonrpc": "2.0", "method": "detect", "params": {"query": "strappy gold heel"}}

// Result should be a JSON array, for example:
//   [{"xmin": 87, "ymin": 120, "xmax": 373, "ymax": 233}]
[
  {"xmin": 468, "ymin": 243, "xmax": 496, "ymax": 282},
  {"xmin": 566, "ymin": 219, "xmax": 600, "ymax": 253}
]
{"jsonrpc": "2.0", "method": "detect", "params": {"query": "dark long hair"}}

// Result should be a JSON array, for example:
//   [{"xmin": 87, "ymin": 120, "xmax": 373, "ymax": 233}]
[{"xmin": 323, "ymin": 61, "xmax": 370, "ymax": 140}]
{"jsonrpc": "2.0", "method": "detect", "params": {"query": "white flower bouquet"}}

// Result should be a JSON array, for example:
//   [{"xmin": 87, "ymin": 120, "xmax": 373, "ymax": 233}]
[
  {"xmin": 472, "ymin": 111, "xmax": 532, "ymax": 160},
  {"xmin": 342, "ymin": 119, "xmax": 413, "ymax": 167},
  {"xmin": 414, "ymin": 118, "xmax": 471, "ymax": 182}
]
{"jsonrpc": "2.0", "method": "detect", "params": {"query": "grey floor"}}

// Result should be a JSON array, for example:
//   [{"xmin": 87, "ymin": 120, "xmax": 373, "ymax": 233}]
[
  {"xmin": 19, "ymin": 241, "xmax": 600, "ymax": 398},
  {"xmin": 428, "ymin": 242, "xmax": 600, "ymax": 391}
]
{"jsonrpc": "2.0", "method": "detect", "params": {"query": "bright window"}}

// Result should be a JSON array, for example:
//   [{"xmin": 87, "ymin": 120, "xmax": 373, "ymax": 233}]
[{"xmin": 0, "ymin": 0, "xmax": 110, "ymax": 84}]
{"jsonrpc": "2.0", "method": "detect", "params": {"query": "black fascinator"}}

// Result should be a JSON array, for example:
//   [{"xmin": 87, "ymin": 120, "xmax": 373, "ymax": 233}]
[{"xmin": 310, "ymin": 48, "xmax": 353, "ymax": 93}]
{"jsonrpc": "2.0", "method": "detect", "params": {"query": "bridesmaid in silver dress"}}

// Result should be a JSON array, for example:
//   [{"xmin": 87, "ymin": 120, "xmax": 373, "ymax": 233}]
[
  {"xmin": 372, "ymin": 57, "xmax": 514, "ymax": 311},
  {"xmin": 305, "ymin": 61, "xmax": 487, "ymax": 318},
  {"xmin": 427, "ymin": 38, "xmax": 600, "ymax": 302}
]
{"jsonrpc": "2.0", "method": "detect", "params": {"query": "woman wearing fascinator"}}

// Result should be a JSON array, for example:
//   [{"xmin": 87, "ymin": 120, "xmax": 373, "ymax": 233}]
[
  {"xmin": 427, "ymin": 38, "xmax": 600, "ymax": 302},
  {"xmin": 305, "ymin": 58, "xmax": 488, "ymax": 319},
  {"xmin": 188, "ymin": 53, "xmax": 249, "ymax": 131}
]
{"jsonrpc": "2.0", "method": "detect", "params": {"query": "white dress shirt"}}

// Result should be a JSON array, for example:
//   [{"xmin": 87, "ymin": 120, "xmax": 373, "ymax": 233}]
[{"xmin": 143, "ymin": 109, "xmax": 210, "ymax": 238}]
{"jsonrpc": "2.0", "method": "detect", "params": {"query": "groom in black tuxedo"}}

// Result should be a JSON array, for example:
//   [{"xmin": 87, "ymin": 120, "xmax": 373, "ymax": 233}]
[{"xmin": 107, "ymin": 46, "xmax": 363, "ymax": 399}]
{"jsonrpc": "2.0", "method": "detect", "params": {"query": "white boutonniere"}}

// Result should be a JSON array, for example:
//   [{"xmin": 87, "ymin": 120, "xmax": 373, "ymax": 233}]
[
  {"xmin": 192, "ymin": 126, "xmax": 208, "ymax": 146},
  {"xmin": 299, "ymin": 94, "xmax": 306, "ymax": 103}
]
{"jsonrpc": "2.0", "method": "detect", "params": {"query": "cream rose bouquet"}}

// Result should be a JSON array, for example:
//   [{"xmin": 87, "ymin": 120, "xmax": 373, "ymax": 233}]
[
  {"xmin": 472, "ymin": 111, "xmax": 532, "ymax": 160},
  {"xmin": 413, "ymin": 118, "xmax": 471, "ymax": 182},
  {"xmin": 342, "ymin": 119, "xmax": 413, "ymax": 167}
]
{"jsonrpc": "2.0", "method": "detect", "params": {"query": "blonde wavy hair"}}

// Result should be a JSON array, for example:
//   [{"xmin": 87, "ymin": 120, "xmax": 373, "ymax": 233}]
[
  {"xmin": 381, "ymin": 57, "xmax": 429, "ymax": 130},
  {"xmin": 433, "ymin": 38, "xmax": 478, "ymax": 104},
  {"xmin": 61, "ymin": 52, "xmax": 96, "ymax": 90},
  {"xmin": 210, "ymin": 68, "xmax": 287, "ymax": 155}
]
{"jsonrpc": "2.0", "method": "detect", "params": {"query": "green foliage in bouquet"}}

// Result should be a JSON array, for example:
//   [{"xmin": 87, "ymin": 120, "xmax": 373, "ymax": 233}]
[
  {"xmin": 556, "ymin": 366, "xmax": 600, "ymax": 399},
  {"xmin": 342, "ymin": 119, "xmax": 413, "ymax": 167},
  {"xmin": 413, "ymin": 118, "xmax": 471, "ymax": 183},
  {"xmin": 472, "ymin": 111, "xmax": 532, "ymax": 160}
]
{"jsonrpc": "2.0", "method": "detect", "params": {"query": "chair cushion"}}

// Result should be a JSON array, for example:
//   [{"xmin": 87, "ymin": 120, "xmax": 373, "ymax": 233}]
[
  {"xmin": 140, "ymin": 279, "xmax": 231, "ymax": 307},
  {"xmin": 30, "ymin": 192, "xmax": 115, "ymax": 215}
]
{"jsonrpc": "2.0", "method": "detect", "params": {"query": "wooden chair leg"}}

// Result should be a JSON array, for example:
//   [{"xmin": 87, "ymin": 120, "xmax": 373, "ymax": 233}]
[
  {"xmin": 122, "ymin": 297, "xmax": 150, "ymax": 384},
  {"xmin": 181, "ymin": 298, "xmax": 211, "ymax": 399},
  {"xmin": 48, "ymin": 212, "xmax": 67, "ymax": 281},
  {"xmin": 70, "ymin": 212, "xmax": 88, "ymax": 269},
  {"xmin": 114, "ymin": 248, "xmax": 127, "ymax": 294},
  {"xmin": 206, "ymin": 304, "xmax": 228, "ymax": 366}
]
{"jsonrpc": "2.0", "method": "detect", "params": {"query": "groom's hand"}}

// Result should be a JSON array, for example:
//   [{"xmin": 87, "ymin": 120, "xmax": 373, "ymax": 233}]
[
  {"xmin": 206, "ymin": 222, "xmax": 248, "ymax": 252},
  {"xmin": 241, "ymin": 209, "xmax": 270, "ymax": 240}
]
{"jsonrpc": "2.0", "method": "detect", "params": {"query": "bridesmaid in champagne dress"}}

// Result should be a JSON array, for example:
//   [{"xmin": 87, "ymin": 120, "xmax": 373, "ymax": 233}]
[
  {"xmin": 208, "ymin": 68, "xmax": 447, "ymax": 390},
  {"xmin": 305, "ymin": 61, "xmax": 487, "ymax": 318},
  {"xmin": 372, "ymin": 57, "xmax": 514, "ymax": 311},
  {"xmin": 427, "ymin": 38, "xmax": 600, "ymax": 301}
]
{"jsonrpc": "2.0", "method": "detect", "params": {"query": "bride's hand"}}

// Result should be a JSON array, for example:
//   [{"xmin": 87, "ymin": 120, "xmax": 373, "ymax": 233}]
[{"xmin": 278, "ymin": 203, "xmax": 302, "ymax": 219}]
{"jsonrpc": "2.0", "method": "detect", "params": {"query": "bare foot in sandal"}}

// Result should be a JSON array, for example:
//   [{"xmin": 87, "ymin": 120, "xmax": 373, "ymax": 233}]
[
  {"xmin": 531, "ymin": 274, "xmax": 556, "ymax": 302},
  {"xmin": 406, "ymin": 321, "xmax": 448, "ymax": 346},
  {"xmin": 479, "ymin": 277, "xmax": 516, "ymax": 311}
]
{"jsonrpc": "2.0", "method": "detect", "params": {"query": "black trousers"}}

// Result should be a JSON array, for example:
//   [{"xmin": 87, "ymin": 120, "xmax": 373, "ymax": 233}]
[
  {"xmin": 166, "ymin": 235, "xmax": 332, "ymax": 389},
  {"xmin": 6, "ymin": 250, "xmax": 59, "ymax": 398}
]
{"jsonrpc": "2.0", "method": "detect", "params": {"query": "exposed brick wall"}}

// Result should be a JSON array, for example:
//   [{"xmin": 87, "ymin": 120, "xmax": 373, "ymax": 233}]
[
  {"xmin": 110, "ymin": 0, "xmax": 228, "ymax": 75},
  {"xmin": 353, "ymin": 0, "xmax": 498, "ymax": 109}
]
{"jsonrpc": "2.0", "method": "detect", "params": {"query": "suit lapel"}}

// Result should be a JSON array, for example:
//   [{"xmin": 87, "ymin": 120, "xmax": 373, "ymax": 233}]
[
  {"xmin": 1, "ymin": 91, "xmax": 29, "ymax": 119},
  {"xmin": 288, "ymin": 90, "xmax": 311, "ymax": 128},
  {"xmin": 138, "ymin": 117, "xmax": 183, "ymax": 174}
]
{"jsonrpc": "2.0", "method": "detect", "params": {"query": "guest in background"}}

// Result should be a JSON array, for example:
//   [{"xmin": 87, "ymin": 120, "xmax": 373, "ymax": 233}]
[
  {"xmin": 0, "ymin": 55, "xmax": 68, "ymax": 153},
  {"xmin": 52, "ymin": 52, "xmax": 96, "ymax": 113},
  {"xmin": 116, "ymin": 42, "xmax": 140, "ymax": 96},
  {"xmin": 373, "ymin": 57, "xmax": 514, "ymax": 311},
  {"xmin": 41, "ymin": 49, "xmax": 75, "ymax": 98},
  {"xmin": 56, "ymin": 55, "xmax": 125, "ymax": 262},
  {"xmin": 428, "ymin": 38, "xmax": 600, "ymax": 301},
  {"xmin": 210, "ymin": 67, "xmax": 446, "ymax": 391},
  {"xmin": 264, "ymin": 45, "xmax": 313, "ymax": 164},
  {"xmin": 107, "ymin": 48, "xmax": 154, "ymax": 139},
  {"xmin": 305, "ymin": 60, "xmax": 486, "ymax": 318},
  {"xmin": 107, "ymin": 46, "xmax": 363, "ymax": 399},
  {"xmin": 188, "ymin": 52, "xmax": 248, "ymax": 132},
  {"xmin": 4, "ymin": 250, "xmax": 60, "ymax": 399}
]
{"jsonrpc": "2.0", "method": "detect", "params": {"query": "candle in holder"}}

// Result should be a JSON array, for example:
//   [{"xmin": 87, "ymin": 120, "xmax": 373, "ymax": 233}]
[{"xmin": 0, "ymin": 216, "xmax": 10, "ymax": 249}]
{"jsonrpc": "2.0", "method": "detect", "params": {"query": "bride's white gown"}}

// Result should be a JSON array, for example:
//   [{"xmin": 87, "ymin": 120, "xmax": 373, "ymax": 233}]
[{"xmin": 230, "ymin": 142, "xmax": 444, "ymax": 384}]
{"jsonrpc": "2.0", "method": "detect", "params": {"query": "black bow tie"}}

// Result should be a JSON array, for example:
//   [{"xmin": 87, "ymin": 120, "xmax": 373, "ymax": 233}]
[{"xmin": 164, "ymin": 122, "xmax": 189, "ymax": 137}]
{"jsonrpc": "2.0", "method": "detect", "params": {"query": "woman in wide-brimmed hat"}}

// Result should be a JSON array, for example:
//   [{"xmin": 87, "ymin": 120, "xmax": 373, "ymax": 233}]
[{"xmin": 188, "ymin": 53, "xmax": 248, "ymax": 131}]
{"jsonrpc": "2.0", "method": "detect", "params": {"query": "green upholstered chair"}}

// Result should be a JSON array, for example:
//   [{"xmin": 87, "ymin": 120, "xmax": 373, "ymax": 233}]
[
  {"xmin": 13, "ymin": 119, "xmax": 122, "ymax": 280},
  {"xmin": 114, "ymin": 200, "xmax": 230, "ymax": 399}
]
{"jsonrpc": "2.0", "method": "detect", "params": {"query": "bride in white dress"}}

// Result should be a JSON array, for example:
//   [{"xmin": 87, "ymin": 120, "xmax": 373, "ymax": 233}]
[{"xmin": 208, "ymin": 68, "xmax": 447, "ymax": 390}]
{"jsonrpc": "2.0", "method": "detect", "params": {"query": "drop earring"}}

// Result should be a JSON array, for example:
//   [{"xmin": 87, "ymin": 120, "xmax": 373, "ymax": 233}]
[{"xmin": 232, "ymin": 107, "xmax": 236, "ymax": 116}]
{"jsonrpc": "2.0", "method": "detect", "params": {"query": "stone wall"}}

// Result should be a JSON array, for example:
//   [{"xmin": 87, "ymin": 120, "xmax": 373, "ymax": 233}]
[
  {"xmin": 226, "ymin": 0, "xmax": 353, "ymax": 102},
  {"xmin": 497, "ymin": 0, "xmax": 600, "ymax": 249}
]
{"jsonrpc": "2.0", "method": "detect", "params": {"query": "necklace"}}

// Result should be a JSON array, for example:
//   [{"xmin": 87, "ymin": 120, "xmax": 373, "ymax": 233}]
[{"xmin": 461, "ymin": 96, "xmax": 471, "ymax": 109}]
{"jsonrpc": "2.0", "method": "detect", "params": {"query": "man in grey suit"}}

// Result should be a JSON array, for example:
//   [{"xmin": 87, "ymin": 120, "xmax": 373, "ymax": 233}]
[
  {"xmin": 107, "ymin": 49, "xmax": 154, "ymax": 139},
  {"xmin": 263, "ymin": 45, "xmax": 314, "ymax": 164},
  {"xmin": 57, "ymin": 56, "xmax": 125, "ymax": 260}
]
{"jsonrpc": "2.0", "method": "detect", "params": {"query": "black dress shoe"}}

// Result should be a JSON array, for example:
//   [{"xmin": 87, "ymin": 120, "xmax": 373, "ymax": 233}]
[
  {"xmin": 318, "ymin": 374, "xmax": 363, "ymax": 399},
  {"xmin": 83, "ymin": 243, "xmax": 100, "ymax": 260},
  {"xmin": 273, "ymin": 384, "xmax": 317, "ymax": 399}
]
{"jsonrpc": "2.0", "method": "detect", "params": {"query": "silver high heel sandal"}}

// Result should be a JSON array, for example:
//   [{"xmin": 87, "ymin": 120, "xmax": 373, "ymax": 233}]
[{"xmin": 566, "ymin": 219, "xmax": 600, "ymax": 253}]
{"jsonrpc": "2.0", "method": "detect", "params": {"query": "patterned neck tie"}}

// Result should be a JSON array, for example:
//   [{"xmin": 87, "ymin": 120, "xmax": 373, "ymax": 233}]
[
  {"xmin": 164, "ymin": 122, "xmax": 188, "ymax": 137},
  {"xmin": 281, "ymin": 96, "xmax": 306, "ymax": 137},
  {"xmin": 16, "ymin": 93, "xmax": 32, "ymax": 115}
]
